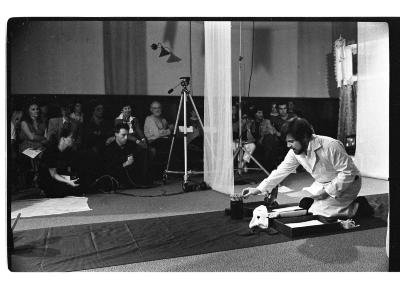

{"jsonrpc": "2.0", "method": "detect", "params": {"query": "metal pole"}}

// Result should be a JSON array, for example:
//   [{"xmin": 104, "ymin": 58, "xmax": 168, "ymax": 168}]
[{"xmin": 183, "ymin": 88, "xmax": 188, "ymax": 183}]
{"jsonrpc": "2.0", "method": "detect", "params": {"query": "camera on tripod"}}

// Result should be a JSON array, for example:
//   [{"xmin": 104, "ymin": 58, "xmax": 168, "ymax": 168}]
[{"xmin": 179, "ymin": 76, "xmax": 190, "ymax": 87}]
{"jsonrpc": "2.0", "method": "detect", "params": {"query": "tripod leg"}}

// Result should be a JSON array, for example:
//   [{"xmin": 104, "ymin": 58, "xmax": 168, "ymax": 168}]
[
  {"xmin": 187, "ymin": 93, "xmax": 214, "ymax": 157},
  {"xmin": 165, "ymin": 94, "xmax": 184, "ymax": 174},
  {"xmin": 240, "ymin": 145, "xmax": 270, "ymax": 176}
]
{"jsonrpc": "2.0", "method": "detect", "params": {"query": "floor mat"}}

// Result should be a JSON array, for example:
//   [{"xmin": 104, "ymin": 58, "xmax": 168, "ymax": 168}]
[{"xmin": 10, "ymin": 194, "xmax": 388, "ymax": 272}]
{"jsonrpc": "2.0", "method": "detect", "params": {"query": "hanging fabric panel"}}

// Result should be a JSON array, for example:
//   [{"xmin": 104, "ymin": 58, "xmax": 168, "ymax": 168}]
[{"xmin": 203, "ymin": 21, "xmax": 234, "ymax": 195}]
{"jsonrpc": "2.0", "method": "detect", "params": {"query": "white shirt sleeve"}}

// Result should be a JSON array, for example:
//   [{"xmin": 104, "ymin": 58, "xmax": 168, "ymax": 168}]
[{"xmin": 256, "ymin": 149, "xmax": 300, "ymax": 194}]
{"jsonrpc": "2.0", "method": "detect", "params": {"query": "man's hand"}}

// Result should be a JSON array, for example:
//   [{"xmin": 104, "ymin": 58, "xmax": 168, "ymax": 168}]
[
  {"xmin": 105, "ymin": 136, "xmax": 115, "ymax": 145},
  {"xmin": 123, "ymin": 155, "xmax": 134, "ymax": 167},
  {"xmin": 68, "ymin": 178, "xmax": 80, "ymax": 187},
  {"xmin": 242, "ymin": 187, "xmax": 262, "ymax": 199},
  {"xmin": 136, "ymin": 139, "xmax": 148, "ymax": 149}
]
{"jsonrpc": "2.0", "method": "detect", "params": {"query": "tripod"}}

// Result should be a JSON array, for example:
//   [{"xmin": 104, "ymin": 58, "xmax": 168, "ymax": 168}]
[
  {"xmin": 163, "ymin": 77, "xmax": 205, "ymax": 190},
  {"xmin": 234, "ymin": 22, "xmax": 270, "ymax": 177}
]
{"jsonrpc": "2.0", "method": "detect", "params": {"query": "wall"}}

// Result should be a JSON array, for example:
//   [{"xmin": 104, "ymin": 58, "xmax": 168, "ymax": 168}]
[
  {"xmin": 9, "ymin": 20, "xmax": 105, "ymax": 94},
  {"xmin": 9, "ymin": 20, "xmax": 348, "ymax": 99}
]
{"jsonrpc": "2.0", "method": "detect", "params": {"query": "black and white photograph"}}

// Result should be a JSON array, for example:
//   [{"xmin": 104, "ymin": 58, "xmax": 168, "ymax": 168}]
[{"xmin": 3, "ymin": 4, "xmax": 400, "ymax": 275}]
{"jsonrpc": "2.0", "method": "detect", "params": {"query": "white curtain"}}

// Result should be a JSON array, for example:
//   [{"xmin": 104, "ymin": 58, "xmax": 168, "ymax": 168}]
[
  {"xmin": 203, "ymin": 22, "xmax": 234, "ymax": 195},
  {"xmin": 355, "ymin": 22, "xmax": 389, "ymax": 180}
]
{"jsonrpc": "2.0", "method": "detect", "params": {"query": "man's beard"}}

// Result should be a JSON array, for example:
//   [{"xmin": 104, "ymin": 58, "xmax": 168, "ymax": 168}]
[{"xmin": 293, "ymin": 140, "xmax": 307, "ymax": 155}]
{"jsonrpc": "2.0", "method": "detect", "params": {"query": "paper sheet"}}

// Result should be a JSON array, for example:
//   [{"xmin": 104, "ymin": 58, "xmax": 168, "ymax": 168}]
[
  {"xmin": 286, "ymin": 220, "xmax": 325, "ymax": 228},
  {"xmin": 272, "ymin": 206, "xmax": 302, "ymax": 213},
  {"xmin": 11, "ymin": 196, "xmax": 92, "ymax": 218},
  {"xmin": 22, "ymin": 148, "xmax": 42, "ymax": 159}
]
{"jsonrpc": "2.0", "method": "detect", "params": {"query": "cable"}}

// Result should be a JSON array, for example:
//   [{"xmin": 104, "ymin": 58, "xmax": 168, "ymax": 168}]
[{"xmin": 247, "ymin": 21, "xmax": 255, "ymax": 98}]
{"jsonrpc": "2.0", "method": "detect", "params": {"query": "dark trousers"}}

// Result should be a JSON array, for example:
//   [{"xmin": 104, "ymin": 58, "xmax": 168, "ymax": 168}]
[{"xmin": 39, "ymin": 179, "xmax": 82, "ymax": 198}]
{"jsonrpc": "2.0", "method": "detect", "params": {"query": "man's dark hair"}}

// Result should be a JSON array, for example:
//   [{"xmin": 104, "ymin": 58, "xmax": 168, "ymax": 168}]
[
  {"xmin": 280, "ymin": 117, "xmax": 314, "ymax": 141},
  {"xmin": 114, "ymin": 122, "xmax": 129, "ymax": 133},
  {"xmin": 278, "ymin": 102, "xmax": 287, "ymax": 107}
]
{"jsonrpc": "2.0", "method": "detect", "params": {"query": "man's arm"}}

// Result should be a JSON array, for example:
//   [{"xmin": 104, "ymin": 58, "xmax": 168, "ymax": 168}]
[
  {"xmin": 323, "ymin": 141, "xmax": 360, "ymax": 198},
  {"xmin": 256, "ymin": 149, "xmax": 300, "ymax": 194}
]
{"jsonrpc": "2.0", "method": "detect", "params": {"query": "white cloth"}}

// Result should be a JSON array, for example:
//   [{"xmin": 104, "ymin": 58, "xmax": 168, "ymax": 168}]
[
  {"xmin": 11, "ymin": 196, "xmax": 91, "ymax": 218},
  {"xmin": 256, "ymin": 134, "xmax": 361, "ymax": 218},
  {"xmin": 204, "ymin": 21, "xmax": 234, "ymax": 195},
  {"xmin": 249, "ymin": 205, "xmax": 269, "ymax": 229}
]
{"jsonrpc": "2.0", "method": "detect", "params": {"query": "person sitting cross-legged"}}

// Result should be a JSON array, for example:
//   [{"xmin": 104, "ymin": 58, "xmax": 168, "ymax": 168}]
[
  {"xmin": 104, "ymin": 123, "xmax": 153, "ymax": 189},
  {"xmin": 38, "ymin": 124, "xmax": 83, "ymax": 198}
]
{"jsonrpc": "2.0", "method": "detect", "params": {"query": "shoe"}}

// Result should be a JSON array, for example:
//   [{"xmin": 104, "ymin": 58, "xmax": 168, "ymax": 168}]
[{"xmin": 354, "ymin": 196, "xmax": 374, "ymax": 219}]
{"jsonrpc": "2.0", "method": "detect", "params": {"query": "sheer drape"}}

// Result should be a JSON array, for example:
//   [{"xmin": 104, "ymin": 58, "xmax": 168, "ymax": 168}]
[
  {"xmin": 355, "ymin": 22, "xmax": 389, "ymax": 179},
  {"xmin": 103, "ymin": 21, "xmax": 147, "ymax": 95},
  {"xmin": 204, "ymin": 22, "xmax": 234, "ymax": 195}
]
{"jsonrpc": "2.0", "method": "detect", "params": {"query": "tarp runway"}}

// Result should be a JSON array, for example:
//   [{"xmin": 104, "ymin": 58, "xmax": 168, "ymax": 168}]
[{"xmin": 10, "ymin": 194, "xmax": 387, "ymax": 272}]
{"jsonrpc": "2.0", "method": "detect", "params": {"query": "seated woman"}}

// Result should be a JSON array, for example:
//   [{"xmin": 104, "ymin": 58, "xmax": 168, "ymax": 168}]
[
  {"xmin": 38, "ymin": 124, "xmax": 83, "ymax": 198},
  {"xmin": 19, "ymin": 102, "xmax": 48, "ymax": 186}
]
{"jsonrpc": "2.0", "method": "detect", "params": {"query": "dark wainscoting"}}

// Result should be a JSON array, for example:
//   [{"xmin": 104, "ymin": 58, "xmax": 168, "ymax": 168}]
[{"xmin": 9, "ymin": 95, "xmax": 339, "ymax": 139}]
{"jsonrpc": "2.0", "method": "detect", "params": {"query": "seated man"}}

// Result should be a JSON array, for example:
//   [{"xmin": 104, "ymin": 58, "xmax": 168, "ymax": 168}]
[
  {"xmin": 38, "ymin": 124, "xmax": 83, "ymax": 198},
  {"xmin": 250, "ymin": 107, "xmax": 280, "ymax": 171},
  {"xmin": 242, "ymin": 117, "xmax": 372, "ymax": 219},
  {"xmin": 104, "ymin": 123, "xmax": 153, "ymax": 188},
  {"xmin": 232, "ymin": 105, "xmax": 256, "ymax": 171}
]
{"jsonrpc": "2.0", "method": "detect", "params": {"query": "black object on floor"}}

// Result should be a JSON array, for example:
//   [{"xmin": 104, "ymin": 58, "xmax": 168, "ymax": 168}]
[{"xmin": 10, "ymin": 194, "xmax": 388, "ymax": 272}]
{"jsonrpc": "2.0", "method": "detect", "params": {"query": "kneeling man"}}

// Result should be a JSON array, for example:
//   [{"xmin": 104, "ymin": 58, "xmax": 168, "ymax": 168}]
[{"xmin": 242, "ymin": 117, "xmax": 364, "ymax": 218}]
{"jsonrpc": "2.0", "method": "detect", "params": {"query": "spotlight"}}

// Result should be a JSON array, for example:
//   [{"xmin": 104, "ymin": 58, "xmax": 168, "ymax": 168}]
[
  {"xmin": 159, "ymin": 46, "xmax": 170, "ymax": 57},
  {"xmin": 151, "ymin": 42, "xmax": 181, "ymax": 63},
  {"xmin": 167, "ymin": 53, "xmax": 182, "ymax": 63}
]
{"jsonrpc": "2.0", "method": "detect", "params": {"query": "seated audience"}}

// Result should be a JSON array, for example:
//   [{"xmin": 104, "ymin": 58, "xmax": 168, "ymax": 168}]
[
  {"xmin": 19, "ymin": 102, "xmax": 48, "ymax": 186},
  {"xmin": 270, "ymin": 102, "xmax": 296, "ymax": 133},
  {"xmin": 38, "ymin": 124, "xmax": 83, "ymax": 198},
  {"xmin": 39, "ymin": 103, "xmax": 49, "ymax": 129},
  {"xmin": 70, "ymin": 101, "xmax": 84, "ymax": 123},
  {"xmin": 144, "ymin": 101, "xmax": 177, "ymax": 171},
  {"xmin": 10, "ymin": 110, "xmax": 23, "ymax": 192},
  {"xmin": 187, "ymin": 108, "xmax": 204, "ymax": 169},
  {"xmin": 250, "ymin": 107, "xmax": 281, "ymax": 171},
  {"xmin": 287, "ymin": 101, "xmax": 300, "ymax": 117},
  {"xmin": 84, "ymin": 102, "xmax": 113, "ymax": 153},
  {"xmin": 270, "ymin": 102, "xmax": 297, "ymax": 163},
  {"xmin": 232, "ymin": 104, "xmax": 256, "ymax": 172},
  {"xmin": 48, "ymin": 103, "xmax": 82, "ymax": 148},
  {"xmin": 269, "ymin": 103, "xmax": 279, "ymax": 118},
  {"xmin": 11, "ymin": 110, "xmax": 23, "ymax": 147}
]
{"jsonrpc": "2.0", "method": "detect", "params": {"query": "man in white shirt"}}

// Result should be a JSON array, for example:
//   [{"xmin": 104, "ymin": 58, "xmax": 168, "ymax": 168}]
[{"xmin": 242, "ymin": 117, "xmax": 371, "ymax": 219}]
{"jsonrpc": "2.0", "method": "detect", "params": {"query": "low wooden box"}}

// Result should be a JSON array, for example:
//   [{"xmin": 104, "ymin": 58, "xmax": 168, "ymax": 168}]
[{"xmin": 271, "ymin": 215, "xmax": 342, "ymax": 238}]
